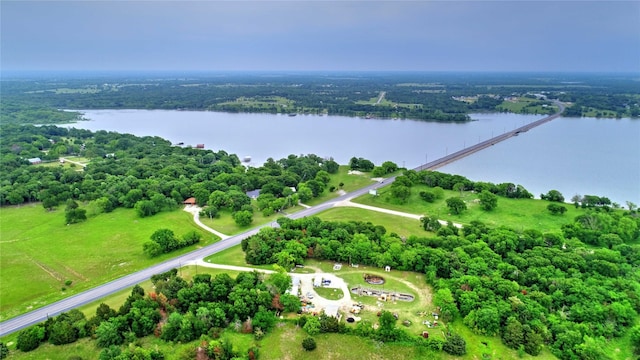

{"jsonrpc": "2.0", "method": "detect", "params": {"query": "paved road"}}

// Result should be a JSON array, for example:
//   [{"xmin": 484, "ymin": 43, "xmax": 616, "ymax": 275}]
[{"xmin": 0, "ymin": 102, "xmax": 564, "ymax": 337}]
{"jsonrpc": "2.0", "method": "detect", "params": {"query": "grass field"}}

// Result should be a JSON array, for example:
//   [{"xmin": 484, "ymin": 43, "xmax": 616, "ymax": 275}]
[
  {"xmin": 199, "ymin": 204, "xmax": 305, "ymax": 236},
  {"xmin": 0, "ymin": 205, "xmax": 218, "ymax": 321},
  {"xmin": 304, "ymin": 166, "xmax": 383, "ymax": 206},
  {"xmin": 497, "ymin": 98, "xmax": 557, "ymax": 115},
  {"xmin": 218, "ymin": 95, "xmax": 295, "ymax": 111},
  {"xmin": 352, "ymin": 184, "xmax": 584, "ymax": 233},
  {"xmin": 317, "ymin": 207, "xmax": 426, "ymax": 238}
]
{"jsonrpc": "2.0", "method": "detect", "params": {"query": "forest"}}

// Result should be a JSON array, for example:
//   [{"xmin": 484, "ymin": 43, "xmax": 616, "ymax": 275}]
[
  {"xmin": 0, "ymin": 124, "xmax": 341, "ymax": 224},
  {"xmin": 1, "ymin": 72, "xmax": 638, "ymax": 125}
]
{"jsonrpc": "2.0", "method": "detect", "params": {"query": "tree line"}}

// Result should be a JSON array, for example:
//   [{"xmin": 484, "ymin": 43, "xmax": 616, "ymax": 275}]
[
  {"xmin": 2, "ymin": 72, "xmax": 636, "ymax": 125},
  {"xmin": 0, "ymin": 125, "xmax": 344, "ymax": 229},
  {"xmin": 10, "ymin": 267, "xmax": 299, "ymax": 359}
]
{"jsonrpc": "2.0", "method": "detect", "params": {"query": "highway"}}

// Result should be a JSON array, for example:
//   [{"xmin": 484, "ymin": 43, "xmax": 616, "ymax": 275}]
[{"xmin": 0, "ymin": 102, "xmax": 564, "ymax": 337}]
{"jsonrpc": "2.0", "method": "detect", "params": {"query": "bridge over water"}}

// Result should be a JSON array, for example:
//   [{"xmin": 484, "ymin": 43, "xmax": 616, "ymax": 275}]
[{"xmin": 414, "ymin": 101, "xmax": 565, "ymax": 171}]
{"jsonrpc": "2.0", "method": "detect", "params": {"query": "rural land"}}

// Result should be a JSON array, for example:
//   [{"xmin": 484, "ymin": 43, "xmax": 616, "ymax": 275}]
[{"xmin": 0, "ymin": 72, "xmax": 639, "ymax": 360}]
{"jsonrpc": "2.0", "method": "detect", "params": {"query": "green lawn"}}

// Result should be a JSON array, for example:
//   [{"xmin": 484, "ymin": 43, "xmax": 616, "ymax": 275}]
[
  {"xmin": 0, "ymin": 204, "xmax": 218, "ymax": 321},
  {"xmin": 317, "ymin": 207, "xmax": 426, "ymax": 238},
  {"xmin": 313, "ymin": 286, "xmax": 344, "ymax": 300},
  {"xmin": 203, "ymin": 245, "xmax": 277, "ymax": 272},
  {"xmin": 497, "ymin": 97, "xmax": 557, "ymax": 115},
  {"xmin": 199, "ymin": 204, "xmax": 304, "ymax": 236},
  {"xmin": 303, "ymin": 166, "xmax": 380, "ymax": 206},
  {"xmin": 352, "ymin": 184, "xmax": 583, "ymax": 232}
]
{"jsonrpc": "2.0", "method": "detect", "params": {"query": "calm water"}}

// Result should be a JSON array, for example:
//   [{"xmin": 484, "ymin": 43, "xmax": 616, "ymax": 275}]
[{"xmin": 69, "ymin": 110, "xmax": 639, "ymax": 204}]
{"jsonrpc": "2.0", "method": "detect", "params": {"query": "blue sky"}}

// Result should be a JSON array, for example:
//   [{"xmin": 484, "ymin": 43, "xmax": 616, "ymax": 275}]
[{"xmin": 1, "ymin": 1, "xmax": 639, "ymax": 72}]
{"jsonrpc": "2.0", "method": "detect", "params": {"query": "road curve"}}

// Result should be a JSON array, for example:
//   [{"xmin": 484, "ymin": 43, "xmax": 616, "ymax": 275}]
[{"xmin": 0, "ymin": 102, "xmax": 564, "ymax": 337}]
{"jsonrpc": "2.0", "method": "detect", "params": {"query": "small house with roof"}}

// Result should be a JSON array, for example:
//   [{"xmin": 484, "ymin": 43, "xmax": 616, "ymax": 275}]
[
  {"xmin": 183, "ymin": 197, "xmax": 197, "ymax": 206},
  {"xmin": 28, "ymin": 157, "xmax": 42, "ymax": 165}
]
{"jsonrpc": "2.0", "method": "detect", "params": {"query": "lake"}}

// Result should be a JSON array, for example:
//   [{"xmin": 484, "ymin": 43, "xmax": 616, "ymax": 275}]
[{"xmin": 69, "ymin": 110, "xmax": 639, "ymax": 205}]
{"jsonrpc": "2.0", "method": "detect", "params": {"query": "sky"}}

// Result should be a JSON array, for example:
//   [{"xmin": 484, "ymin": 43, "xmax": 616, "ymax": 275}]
[{"xmin": 1, "ymin": 1, "xmax": 639, "ymax": 73}]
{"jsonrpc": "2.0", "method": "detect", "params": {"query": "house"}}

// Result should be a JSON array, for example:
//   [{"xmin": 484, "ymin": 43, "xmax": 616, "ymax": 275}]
[
  {"xmin": 196, "ymin": 144, "xmax": 205, "ymax": 149},
  {"xmin": 28, "ymin": 157, "xmax": 42, "ymax": 165},
  {"xmin": 246, "ymin": 189, "xmax": 261, "ymax": 199},
  {"xmin": 183, "ymin": 197, "xmax": 197, "ymax": 206}
]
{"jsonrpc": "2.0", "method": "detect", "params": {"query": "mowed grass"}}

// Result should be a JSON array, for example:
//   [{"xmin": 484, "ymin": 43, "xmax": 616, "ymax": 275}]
[
  {"xmin": 0, "ymin": 204, "xmax": 218, "ymax": 321},
  {"xmin": 203, "ymin": 245, "xmax": 277, "ymax": 272},
  {"xmin": 303, "ymin": 166, "xmax": 381, "ymax": 206},
  {"xmin": 316, "ymin": 207, "xmax": 425, "ymax": 238},
  {"xmin": 353, "ymin": 184, "xmax": 584, "ymax": 232},
  {"xmin": 199, "ymin": 203, "xmax": 304, "ymax": 236},
  {"xmin": 261, "ymin": 323, "xmax": 425, "ymax": 360}
]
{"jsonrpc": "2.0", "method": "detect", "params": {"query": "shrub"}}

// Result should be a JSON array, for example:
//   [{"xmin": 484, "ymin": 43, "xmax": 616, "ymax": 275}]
[
  {"xmin": 302, "ymin": 337, "xmax": 317, "ymax": 351},
  {"xmin": 16, "ymin": 326, "xmax": 45, "ymax": 352},
  {"xmin": 547, "ymin": 203, "xmax": 567, "ymax": 215},
  {"xmin": 443, "ymin": 333, "xmax": 466, "ymax": 356}
]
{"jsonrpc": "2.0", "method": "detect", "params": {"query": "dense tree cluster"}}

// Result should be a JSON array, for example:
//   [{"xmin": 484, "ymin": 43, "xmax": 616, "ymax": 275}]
[
  {"xmin": 0, "ymin": 125, "xmax": 339, "ymax": 218},
  {"xmin": 241, "ymin": 210, "xmax": 639, "ymax": 358},
  {"xmin": 14, "ymin": 269, "xmax": 298, "ymax": 359},
  {"xmin": 143, "ymin": 229, "xmax": 201, "ymax": 257}
]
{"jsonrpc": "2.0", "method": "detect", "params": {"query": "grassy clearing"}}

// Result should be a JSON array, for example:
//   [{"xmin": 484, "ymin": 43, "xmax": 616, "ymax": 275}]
[
  {"xmin": 0, "ymin": 205, "xmax": 218, "ymax": 321},
  {"xmin": 447, "ymin": 320, "xmax": 558, "ymax": 360},
  {"xmin": 497, "ymin": 97, "xmax": 557, "ymax": 115},
  {"xmin": 313, "ymin": 287, "xmax": 344, "ymax": 300},
  {"xmin": 317, "ymin": 207, "xmax": 425, "ymax": 238},
  {"xmin": 199, "ymin": 204, "xmax": 303, "ymax": 236},
  {"xmin": 261, "ymin": 323, "xmax": 425, "ymax": 360},
  {"xmin": 2, "ymin": 320, "xmax": 552, "ymax": 360},
  {"xmin": 353, "ymin": 184, "xmax": 583, "ymax": 232},
  {"xmin": 203, "ymin": 245, "xmax": 277, "ymax": 272},
  {"xmin": 304, "ymin": 166, "xmax": 380, "ymax": 206},
  {"xmin": 218, "ymin": 96, "xmax": 295, "ymax": 110}
]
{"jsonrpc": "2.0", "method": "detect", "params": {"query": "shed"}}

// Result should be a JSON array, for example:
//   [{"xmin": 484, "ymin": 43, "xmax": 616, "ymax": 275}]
[
  {"xmin": 183, "ymin": 197, "xmax": 197, "ymax": 206},
  {"xmin": 28, "ymin": 157, "xmax": 42, "ymax": 165}
]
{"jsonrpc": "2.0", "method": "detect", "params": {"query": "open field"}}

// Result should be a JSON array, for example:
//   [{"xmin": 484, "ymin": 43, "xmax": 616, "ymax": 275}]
[
  {"xmin": 0, "ymin": 205, "xmax": 218, "ymax": 321},
  {"xmin": 217, "ymin": 95, "xmax": 295, "ymax": 110},
  {"xmin": 303, "ymin": 166, "xmax": 383, "ymax": 206},
  {"xmin": 199, "ymin": 204, "xmax": 305, "ymax": 236},
  {"xmin": 497, "ymin": 97, "xmax": 554, "ymax": 114},
  {"xmin": 352, "ymin": 184, "xmax": 584, "ymax": 232},
  {"xmin": 317, "ymin": 207, "xmax": 425, "ymax": 238}
]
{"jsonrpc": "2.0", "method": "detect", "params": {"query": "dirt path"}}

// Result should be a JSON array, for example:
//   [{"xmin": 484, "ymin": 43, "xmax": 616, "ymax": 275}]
[
  {"xmin": 59, "ymin": 157, "xmax": 87, "ymax": 168},
  {"xmin": 183, "ymin": 205, "xmax": 229, "ymax": 239},
  {"xmin": 333, "ymin": 199, "xmax": 462, "ymax": 228}
]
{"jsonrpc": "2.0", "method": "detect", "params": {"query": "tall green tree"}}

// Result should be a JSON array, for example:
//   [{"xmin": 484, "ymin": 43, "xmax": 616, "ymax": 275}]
[
  {"xmin": 446, "ymin": 197, "xmax": 467, "ymax": 215},
  {"xmin": 478, "ymin": 190, "xmax": 498, "ymax": 211}
]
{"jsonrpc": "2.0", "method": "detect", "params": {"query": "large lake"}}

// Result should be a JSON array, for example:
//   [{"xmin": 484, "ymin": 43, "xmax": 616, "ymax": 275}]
[{"xmin": 69, "ymin": 110, "xmax": 639, "ymax": 205}]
